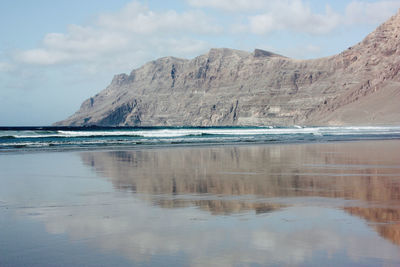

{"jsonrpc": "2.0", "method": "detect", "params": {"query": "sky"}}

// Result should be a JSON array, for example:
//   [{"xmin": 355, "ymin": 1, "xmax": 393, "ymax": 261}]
[{"xmin": 1, "ymin": 0, "xmax": 400, "ymax": 126}]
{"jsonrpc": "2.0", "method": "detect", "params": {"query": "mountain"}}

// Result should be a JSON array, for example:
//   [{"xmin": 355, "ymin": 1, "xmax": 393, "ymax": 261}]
[{"xmin": 55, "ymin": 10, "xmax": 400, "ymax": 126}]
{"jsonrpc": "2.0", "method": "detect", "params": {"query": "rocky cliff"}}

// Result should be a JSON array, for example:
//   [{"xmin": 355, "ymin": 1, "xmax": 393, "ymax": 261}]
[{"xmin": 55, "ymin": 10, "xmax": 400, "ymax": 126}]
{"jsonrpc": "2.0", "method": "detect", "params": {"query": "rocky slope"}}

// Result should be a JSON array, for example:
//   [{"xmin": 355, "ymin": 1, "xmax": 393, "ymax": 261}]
[{"xmin": 55, "ymin": 10, "xmax": 400, "ymax": 126}]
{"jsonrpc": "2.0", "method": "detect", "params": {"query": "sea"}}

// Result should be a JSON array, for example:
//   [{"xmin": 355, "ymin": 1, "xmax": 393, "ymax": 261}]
[{"xmin": 1, "ymin": 125, "xmax": 400, "ymax": 151}]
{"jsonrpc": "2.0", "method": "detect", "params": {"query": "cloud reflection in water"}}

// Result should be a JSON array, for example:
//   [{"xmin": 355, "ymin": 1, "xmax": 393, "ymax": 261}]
[{"xmin": 21, "ymin": 141, "xmax": 400, "ymax": 266}]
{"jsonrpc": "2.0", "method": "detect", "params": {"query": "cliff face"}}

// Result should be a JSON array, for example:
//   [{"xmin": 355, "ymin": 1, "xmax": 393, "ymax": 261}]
[{"xmin": 55, "ymin": 11, "xmax": 400, "ymax": 126}]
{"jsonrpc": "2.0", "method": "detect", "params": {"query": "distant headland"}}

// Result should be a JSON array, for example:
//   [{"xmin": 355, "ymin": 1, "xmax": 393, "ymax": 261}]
[{"xmin": 55, "ymin": 10, "xmax": 400, "ymax": 127}]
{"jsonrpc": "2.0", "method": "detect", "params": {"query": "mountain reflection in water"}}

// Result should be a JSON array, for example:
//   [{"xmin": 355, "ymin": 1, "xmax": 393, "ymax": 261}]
[{"xmin": 80, "ymin": 141, "xmax": 400, "ymax": 246}]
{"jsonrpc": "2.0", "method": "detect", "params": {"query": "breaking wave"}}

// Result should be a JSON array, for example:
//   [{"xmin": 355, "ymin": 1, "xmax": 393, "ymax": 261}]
[{"xmin": 1, "ymin": 126, "xmax": 400, "ymax": 151}]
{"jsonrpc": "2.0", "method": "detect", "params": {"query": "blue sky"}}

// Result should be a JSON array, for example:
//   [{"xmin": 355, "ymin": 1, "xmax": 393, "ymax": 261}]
[{"xmin": 1, "ymin": 0, "xmax": 399, "ymax": 126}]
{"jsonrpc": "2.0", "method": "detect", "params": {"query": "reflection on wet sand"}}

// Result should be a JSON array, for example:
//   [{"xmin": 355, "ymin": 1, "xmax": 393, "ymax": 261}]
[
  {"xmin": 81, "ymin": 140, "xmax": 400, "ymax": 244},
  {"xmin": 345, "ymin": 207, "xmax": 400, "ymax": 246},
  {"xmin": 4, "ymin": 141, "xmax": 400, "ymax": 266}
]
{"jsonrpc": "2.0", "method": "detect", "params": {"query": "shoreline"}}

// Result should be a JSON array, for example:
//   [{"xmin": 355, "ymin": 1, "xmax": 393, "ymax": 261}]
[{"xmin": 2, "ymin": 137, "xmax": 400, "ymax": 155}]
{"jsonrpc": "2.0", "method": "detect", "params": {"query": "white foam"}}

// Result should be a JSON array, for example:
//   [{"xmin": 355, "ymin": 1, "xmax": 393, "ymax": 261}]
[{"xmin": 3, "ymin": 126, "xmax": 400, "ymax": 139}]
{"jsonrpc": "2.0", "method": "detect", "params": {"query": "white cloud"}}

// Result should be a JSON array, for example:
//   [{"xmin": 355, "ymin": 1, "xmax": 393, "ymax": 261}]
[
  {"xmin": 345, "ymin": 1, "xmax": 400, "ymax": 25},
  {"xmin": 187, "ymin": 0, "xmax": 272, "ymax": 12},
  {"xmin": 42, "ymin": 26, "xmax": 129, "ymax": 53},
  {"xmin": 0, "ymin": 61, "xmax": 15, "ymax": 72},
  {"xmin": 190, "ymin": 0, "xmax": 400, "ymax": 35},
  {"xmin": 189, "ymin": 0, "xmax": 342, "ymax": 35},
  {"xmin": 97, "ymin": 2, "xmax": 221, "ymax": 34},
  {"xmin": 248, "ymin": 1, "xmax": 341, "ymax": 35},
  {"xmin": 8, "ymin": 1, "xmax": 400, "ymax": 68},
  {"xmin": 16, "ymin": 25, "xmax": 130, "ymax": 65},
  {"xmin": 14, "ymin": 1, "xmax": 219, "ymax": 67},
  {"xmin": 277, "ymin": 44, "xmax": 323, "ymax": 59},
  {"xmin": 304, "ymin": 44, "xmax": 321, "ymax": 54},
  {"xmin": 17, "ymin": 49, "xmax": 68, "ymax": 65}
]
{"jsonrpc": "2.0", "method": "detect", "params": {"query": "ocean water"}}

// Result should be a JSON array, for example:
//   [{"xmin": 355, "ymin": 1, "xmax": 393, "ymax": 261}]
[{"xmin": 1, "ymin": 126, "xmax": 400, "ymax": 151}]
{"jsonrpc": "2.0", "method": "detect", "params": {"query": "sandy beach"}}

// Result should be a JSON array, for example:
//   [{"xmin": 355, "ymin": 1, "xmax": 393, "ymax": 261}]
[{"xmin": 1, "ymin": 140, "xmax": 400, "ymax": 266}]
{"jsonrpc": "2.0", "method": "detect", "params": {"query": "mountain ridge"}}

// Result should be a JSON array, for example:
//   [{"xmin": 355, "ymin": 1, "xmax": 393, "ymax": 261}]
[{"xmin": 55, "ymin": 10, "xmax": 400, "ymax": 126}]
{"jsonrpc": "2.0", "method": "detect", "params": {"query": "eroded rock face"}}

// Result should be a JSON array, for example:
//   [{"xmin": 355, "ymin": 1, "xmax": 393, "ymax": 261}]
[{"xmin": 55, "ymin": 11, "xmax": 400, "ymax": 126}]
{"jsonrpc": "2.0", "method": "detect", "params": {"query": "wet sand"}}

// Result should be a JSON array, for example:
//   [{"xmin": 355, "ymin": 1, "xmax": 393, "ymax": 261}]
[{"xmin": 1, "ymin": 140, "xmax": 400, "ymax": 266}]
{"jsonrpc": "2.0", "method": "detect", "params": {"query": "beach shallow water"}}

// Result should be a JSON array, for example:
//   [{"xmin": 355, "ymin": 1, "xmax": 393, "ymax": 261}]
[{"xmin": 1, "ymin": 140, "xmax": 400, "ymax": 266}]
